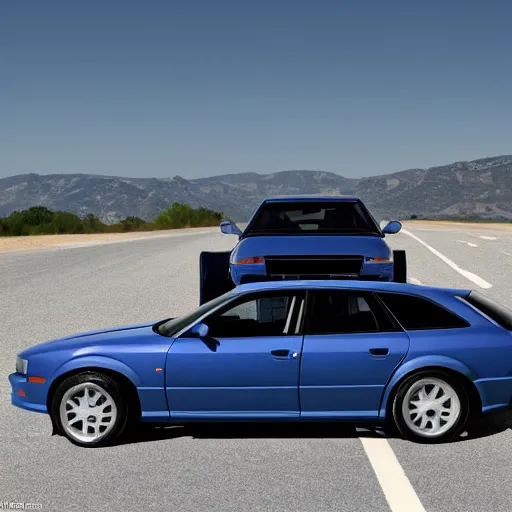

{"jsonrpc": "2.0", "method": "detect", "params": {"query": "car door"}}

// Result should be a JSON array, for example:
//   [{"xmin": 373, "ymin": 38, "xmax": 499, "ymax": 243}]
[
  {"xmin": 166, "ymin": 290, "xmax": 305, "ymax": 421},
  {"xmin": 299, "ymin": 289, "xmax": 410, "ymax": 419}
]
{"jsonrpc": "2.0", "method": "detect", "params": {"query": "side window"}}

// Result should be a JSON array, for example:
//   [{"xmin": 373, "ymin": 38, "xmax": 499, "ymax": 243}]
[
  {"xmin": 205, "ymin": 293, "xmax": 299, "ymax": 338},
  {"xmin": 307, "ymin": 290, "xmax": 399, "ymax": 334},
  {"xmin": 377, "ymin": 293, "xmax": 469, "ymax": 330}
]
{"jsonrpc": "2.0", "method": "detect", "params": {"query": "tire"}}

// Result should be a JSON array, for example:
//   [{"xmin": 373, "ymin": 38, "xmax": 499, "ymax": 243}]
[
  {"xmin": 199, "ymin": 251, "xmax": 235, "ymax": 305},
  {"xmin": 51, "ymin": 371, "xmax": 129, "ymax": 448},
  {"xmin": 392, "ymin": 250, "xmax": 407, "ymax": 283},
  {"xmin": 392, "ymin": 370, "xmax": 470, "ymax": 443}
]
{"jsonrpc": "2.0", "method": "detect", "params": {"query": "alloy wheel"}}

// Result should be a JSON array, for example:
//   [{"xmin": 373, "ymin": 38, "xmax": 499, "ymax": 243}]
[
  {"xmin": 401, "ymin": 377, "xmax": 461, "ymax": 438},
  {"xmin": 59, "ymin": 382, "xmax": 118, "ymax": 444}
]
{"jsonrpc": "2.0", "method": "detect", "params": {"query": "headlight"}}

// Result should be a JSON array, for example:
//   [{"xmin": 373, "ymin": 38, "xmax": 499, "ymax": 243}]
[{"xmin": 16, "ymin": 356, "xmax": 28, "ymax": 375}]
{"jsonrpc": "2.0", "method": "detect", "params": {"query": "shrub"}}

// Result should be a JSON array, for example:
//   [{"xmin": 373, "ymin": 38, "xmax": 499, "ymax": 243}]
[
  {"xmin": 154, "ymin": 203, "xmax": 222, "ymax": 229},
  {"xmin": 0, "ymin": 204, "xmax": 223, "ymax": 236}
]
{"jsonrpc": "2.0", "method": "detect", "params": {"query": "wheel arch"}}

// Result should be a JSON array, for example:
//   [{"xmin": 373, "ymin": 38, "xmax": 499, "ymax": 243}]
[
  {"xmin": 46, "ymin": 364, "xmax": 142, "ymax": 429},
  {"xmin": 380, "ymin": 361, "xmax": 483, "ymax": 421}
]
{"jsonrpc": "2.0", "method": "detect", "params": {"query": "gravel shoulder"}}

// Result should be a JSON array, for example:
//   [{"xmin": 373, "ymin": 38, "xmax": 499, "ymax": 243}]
[
  {"xmin": 0, "ymin": 227, "xmax": 217, "ymax": 253},
  {"xmin": 404, "ymin": 220, "xmax": 512, "ymax": 230}
]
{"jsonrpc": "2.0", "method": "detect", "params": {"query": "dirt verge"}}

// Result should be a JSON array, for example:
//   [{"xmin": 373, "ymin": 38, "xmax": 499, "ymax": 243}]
[
  {"xmin": 403, "ymin": 220, "xmax": 512, "ymax": 230},
  {"xmin": 0, "ymin": 227, "xmax": 217, "ymax": 254}
]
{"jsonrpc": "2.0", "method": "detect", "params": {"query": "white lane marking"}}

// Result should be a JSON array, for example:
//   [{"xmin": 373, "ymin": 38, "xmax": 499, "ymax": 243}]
[
  {"xmin": 402, "ymin": 229, "xmax": 492, "ymax": 289},
  {"xmin": 480, "ymin": 235, "xmax": 498, "ymax": 240},
  {"xmin": 503, "ymin": 251, "xmax": 512, "ymax": 257},
  {"xmin": 407, "ymin": 277, "xmax": 422, "ymax": 285},
  {"xmin": 456, "ymin": 240, "xmax": 478, "ymax": 247},
  {"xmin": 359, "ymin": 436, "xmax": 427, "ymax": 512}
]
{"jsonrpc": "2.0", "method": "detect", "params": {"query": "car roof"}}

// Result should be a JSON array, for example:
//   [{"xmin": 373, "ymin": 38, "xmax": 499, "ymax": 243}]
[
  {"xmin": 262, "ymin": 195, "xmax": 361, "ymax": 203},
  {"xmin": 230, "ymin": 279, "xmax": 470, "ymax": 297}
]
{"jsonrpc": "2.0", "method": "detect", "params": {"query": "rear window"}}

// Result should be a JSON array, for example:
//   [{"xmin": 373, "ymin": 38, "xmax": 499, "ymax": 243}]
[
  {"xmin": 377, "ymin": 292, "xmax": 469, "ymax": 330},
  {"xmin": 245, "ymin": 201, "xmax": 380, "ymax": 235},
  {"xmin": 463, "ymin": 291, "xmax": 512, "ymax": 330}
]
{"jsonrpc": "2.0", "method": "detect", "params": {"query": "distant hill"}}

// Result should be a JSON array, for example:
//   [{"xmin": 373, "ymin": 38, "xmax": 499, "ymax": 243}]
[{"xmin": 1, "ymin": 155, "xmax": 512, "ymax": 223}]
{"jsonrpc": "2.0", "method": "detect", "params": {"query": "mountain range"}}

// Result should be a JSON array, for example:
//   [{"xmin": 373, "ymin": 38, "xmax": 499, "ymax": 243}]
[{"xmin": 1, "ymin": 155, "xmax": 512, "ymax": 223}]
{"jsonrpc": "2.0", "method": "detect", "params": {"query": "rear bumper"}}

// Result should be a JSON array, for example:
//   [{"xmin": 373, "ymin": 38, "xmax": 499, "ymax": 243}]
[
  {"xmin": 8, "ymin": 372, "xmax": 48, "ymax": 414},
  {"xmin": 231, "ymin": 259, "xmax": 394, "ymax": 285},
  {"xmin": 475, "ymin": 377, "xmax": 512, "ymax": 416}
]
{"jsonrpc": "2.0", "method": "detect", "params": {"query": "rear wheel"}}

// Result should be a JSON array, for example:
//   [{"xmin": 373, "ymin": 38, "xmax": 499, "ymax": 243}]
[
  {"xmin": 392, "ymin": 250, "xmax": 407, "ymax": 283},
  {"xmin": 51, "ymin": 371, "xmax": 129, "ymax": 447},
  {"xmin": 199, "ymin": 251, "xmax": 235, "ymax": 305},
  {"xmin": 392, "ymin": 371, "xmax": 470, "ymax": 442}
]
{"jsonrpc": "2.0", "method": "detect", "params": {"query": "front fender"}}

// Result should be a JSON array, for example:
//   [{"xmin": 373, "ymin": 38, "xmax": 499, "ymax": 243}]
[
  {"xmin": 378, "ymin": 355, "xmax": 477, "ymax": 418},
  {"xmin": 49, "ymin": 355, "xmax": 141, "ymax": 388}
]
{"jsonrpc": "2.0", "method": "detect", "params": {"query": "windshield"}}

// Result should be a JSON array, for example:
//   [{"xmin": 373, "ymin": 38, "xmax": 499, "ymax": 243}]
[
  {"xmin": 245, "ymin": 201, "xmax": 381, "ymax": 235},
  {"xmin": 156, "ymin": 290, "xmax": 234, "ymax": 337}
]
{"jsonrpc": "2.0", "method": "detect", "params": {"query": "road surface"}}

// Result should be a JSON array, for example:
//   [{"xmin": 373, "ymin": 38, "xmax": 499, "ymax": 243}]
[{"xmin": 1, "ymin": 222, "xmax": 511, "ymax": 512}]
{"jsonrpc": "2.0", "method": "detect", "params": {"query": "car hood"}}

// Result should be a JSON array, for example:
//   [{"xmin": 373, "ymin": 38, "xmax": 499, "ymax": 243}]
[
  {"xmin": 233, "ymin": 235, "xmax": 390, "ymax": 260},
  {"xmin": 19, "ymin": 320, "xmax": 161, "ymax": 358}
]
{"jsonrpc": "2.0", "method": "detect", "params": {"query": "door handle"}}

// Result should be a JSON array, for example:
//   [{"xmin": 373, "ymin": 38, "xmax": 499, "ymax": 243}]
[
  {"xmin": 271, "ymin": 349, "xmax": 298, "ymax": 359},
  {"xmin": 369, "ymin": 348, "xmax": 389, "ymax": 356}
]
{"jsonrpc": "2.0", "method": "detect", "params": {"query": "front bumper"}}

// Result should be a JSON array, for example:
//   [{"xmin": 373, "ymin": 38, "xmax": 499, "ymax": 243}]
[{"xmin": 9, "ymin": 372, "xmax": 48, "ymax": 414}]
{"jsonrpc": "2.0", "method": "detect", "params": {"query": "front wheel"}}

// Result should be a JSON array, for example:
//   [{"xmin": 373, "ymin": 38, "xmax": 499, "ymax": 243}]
[
  {"xmin": 51, "ymin": 371, "xmax": 128, "ymax": 447},
  {"xmin": 392, "ymin": 371, "xmax": 470, "ymax": 442}
]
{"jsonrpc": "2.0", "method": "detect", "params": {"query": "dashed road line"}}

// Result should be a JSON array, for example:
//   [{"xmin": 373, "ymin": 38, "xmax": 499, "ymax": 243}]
[
  {"xmin": 503, "ymin": 251, "xmax": 512, "ymax": 257},
  {"xmin": 359, "ymin": 434, "xmax": 427, "ymax": 512},
  {"xmin": 479, "ymin": 235, "xmax": 498, "ymax": 240},
  {"xmin": 402, "ymin": 229, "xmax": 492, "ymax": 289},
  {"xmin": 407, "ymin": 277, "xmax": 422, "ymax": 285},
  {"xmin": 457, "ymin": 240, "xmax": 478, "ymax": 247}
]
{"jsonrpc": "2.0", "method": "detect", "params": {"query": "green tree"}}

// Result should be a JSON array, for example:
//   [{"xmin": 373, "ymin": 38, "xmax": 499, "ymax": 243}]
[
  {"xmin": 84, "ymin": 213, "xmax": 106, "ymax": 233},
  {"xmin": 19, "ymin": 206, "xmax": 54, "ymax": 226},
  {"xmin": 51, "ymin": 211, "xmax": 85, "ymax": 234},
  {"xmin": 154, "ymin": 203, "xmax": 222, "ymax": 229},
  {"xmin": 117, "ymin": 216, "xmax": 148, "ymax": 232}
]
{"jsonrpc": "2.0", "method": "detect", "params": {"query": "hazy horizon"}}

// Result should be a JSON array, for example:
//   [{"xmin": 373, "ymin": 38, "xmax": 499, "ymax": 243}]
[
  {"xmin": 3, "ymin": 152, "xmax": 512, "ymax": 182},
  {"xmin": 2, "ymin": 1, "xmax": 512, "ymax": 180}
]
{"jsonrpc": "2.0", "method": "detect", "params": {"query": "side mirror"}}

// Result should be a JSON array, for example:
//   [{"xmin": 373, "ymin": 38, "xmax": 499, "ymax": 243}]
[
  {"xmin": 382, "ymin": 220, "xmax": 402, "ymax": 235},
  {"xmin": 220, "ymin": 220, "xmax": 243, "ymax": 236},
  {"xmin": 188, "ymin": 322, "xmax": 209, "ymax": 338}
]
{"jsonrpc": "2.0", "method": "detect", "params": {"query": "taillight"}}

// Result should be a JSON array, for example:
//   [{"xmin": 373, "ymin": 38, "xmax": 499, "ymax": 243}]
[
  {"xmin": 235, "ymin": 256, "xmax": 264, "ymax": 265},
  {"xmin": 365, "ymin": 256, "xmax": 392, "ymax": 263}
]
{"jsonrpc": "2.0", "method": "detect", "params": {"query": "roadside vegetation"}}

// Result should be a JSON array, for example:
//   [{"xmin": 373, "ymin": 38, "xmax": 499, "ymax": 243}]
[{"xmin": 0, "ymin": 204, "xmax": 223, "ymax": 236}]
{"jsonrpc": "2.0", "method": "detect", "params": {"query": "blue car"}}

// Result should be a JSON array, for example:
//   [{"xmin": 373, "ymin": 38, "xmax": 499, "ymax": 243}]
[
  {"xmin": 9, "ymin": 279, "xmax": 512, "ymax": 447},
  {"xmin": 199, "ymin": 195, "xmax": 406, "ymax": 304}
]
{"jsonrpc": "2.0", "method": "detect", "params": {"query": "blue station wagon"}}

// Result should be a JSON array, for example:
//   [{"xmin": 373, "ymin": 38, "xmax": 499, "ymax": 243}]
[{"xmin": 9, "ymin": 279, "xmax": 512, "ymax": 447}]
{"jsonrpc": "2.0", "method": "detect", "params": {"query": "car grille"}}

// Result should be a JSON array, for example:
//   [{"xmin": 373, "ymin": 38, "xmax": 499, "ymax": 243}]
[{"xmin": 265, "ymin": 255, "xmax": 364, "ymax": 279}]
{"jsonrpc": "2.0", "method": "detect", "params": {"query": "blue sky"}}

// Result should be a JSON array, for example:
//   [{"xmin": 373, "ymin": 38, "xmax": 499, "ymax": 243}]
[{"xmin": 2, "ymin": 0, "xmax": 512, "ymax": 179}]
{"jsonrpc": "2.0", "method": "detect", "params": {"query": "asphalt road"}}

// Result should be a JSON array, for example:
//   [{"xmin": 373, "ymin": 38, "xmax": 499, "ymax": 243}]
[{"xmin": 1, "ymin": 223, "xmax": 511, "ymax": 512}]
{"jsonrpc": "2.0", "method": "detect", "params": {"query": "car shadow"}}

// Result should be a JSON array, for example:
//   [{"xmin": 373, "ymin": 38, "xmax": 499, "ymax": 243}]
[
  {"xmin": 450, "ymin": 411, "xmax": 512, "ymax": 443},
  {"xmin": 111, "ymin": 411, "xmax": 512, "ymax": 447}
]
